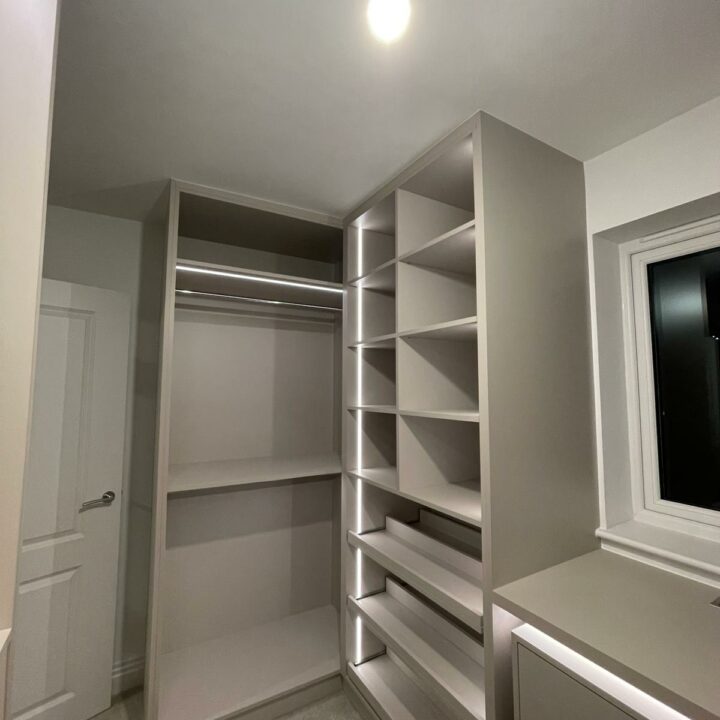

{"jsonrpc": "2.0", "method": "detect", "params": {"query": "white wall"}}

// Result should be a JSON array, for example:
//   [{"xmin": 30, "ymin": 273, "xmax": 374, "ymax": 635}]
[
  {"xmin": 0, "ymin": 2, "xmax": 59, "ymax": 716},
  {"xmin": 43, "ymin": 206, "xmax": 163, "ymax": 690},
  {"xmin": 585, "ymin": 95, "xmax": 720, "ymax": 235}
]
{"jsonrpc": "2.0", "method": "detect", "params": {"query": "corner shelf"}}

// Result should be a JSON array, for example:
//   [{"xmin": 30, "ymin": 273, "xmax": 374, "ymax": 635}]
[
  {"xmin": 167, "ymin": 453, "xmax": 341, "ymax": 495},
  {"xmin": 348, "ymin": 517, "xmax": 484, "ymax": 632},
  {"xmin": 348, "ymin": 467, "xmax": 399, "ymax": 492},
  {"xmin": 398, "ymin": 220, "xmax": 476, "ymax": 276},
  {"xmin": 348, "ymin": 655, "xmax": 445, "ymax": 720},
  {"xmin": 158, "ymin": 606, "xmax": 339, "ymax": 720},
  {"xmin": 349, "ymin": 333, "xmax": 396, "ymax": 350},
  {"xmin": 349, "ymin": 578, "xmax": 484, "ymax": 720},
  {"xmin": 399, "ymin": 317, "xmax": 477, "ymax": 342}
]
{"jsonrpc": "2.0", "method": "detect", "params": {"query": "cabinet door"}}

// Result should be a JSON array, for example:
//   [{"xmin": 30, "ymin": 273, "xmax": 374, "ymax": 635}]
[{"xmin": 516, "ymin": 645, "xmax": 633, "ymax": 720}]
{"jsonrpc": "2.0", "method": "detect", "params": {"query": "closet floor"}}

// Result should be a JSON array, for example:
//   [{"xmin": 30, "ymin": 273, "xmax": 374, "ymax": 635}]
[{"xmin": 92, "ymin": 691, "xmax": 360, "ymax": 720}]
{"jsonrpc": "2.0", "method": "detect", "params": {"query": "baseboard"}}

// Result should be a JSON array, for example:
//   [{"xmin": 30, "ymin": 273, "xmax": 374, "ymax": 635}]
[{"xmin": 111, "ymin": 655, "xmax": 145, "ymax": 697}]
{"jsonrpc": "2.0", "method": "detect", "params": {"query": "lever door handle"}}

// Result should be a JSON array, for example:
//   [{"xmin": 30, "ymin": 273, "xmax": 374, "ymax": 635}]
[{"xmin": 80, "ymin": 491, "xmax": 116, "ymax": 511}]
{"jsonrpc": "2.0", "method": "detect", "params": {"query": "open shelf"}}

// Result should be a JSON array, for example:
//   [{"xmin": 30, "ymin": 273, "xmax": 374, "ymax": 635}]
[
  {"xmin": 167, "ymin": 452, "xmax": 341, "ymax": 495},
  {"xmin": 349, "ymin": 579, "xmax": 484, "ymax": 720},
  {"xmin": 349, "ymin": 259, "xmax": 396, "ymax": 293},
  {"xmin": 347, "ymin": 286, "xmax": 396, "ymax": 343},
  {"xmin": 397, "ymin": 263, "xmax": 476, "ymax": 332},
  {"xmin": 348, "ymin": 467, "xmax": 399, "ymax": 492},
  {"xmin": 399, "ymin": 221, "xmax": 475, "ymax": 276},
  {"xmin": 398, "ymin": 409, "xmax": 478, "ymax": 422},
  {"xmin": 399, "ymin": 317, "xmax": 477, "ymax": 342},
  {"xmin": 398, "ymin": 336, "xmax": 478, "ymax": 415},
  {"xmin": 348, "ymin": 655, "xmax": 447, "ymax": 720},
  {"xmin": 350, "ymin": 346, "xmax": 396, "ymax": 408},
  {"xmin": 349, "ymin": 333, "xmax": 396, "ymax": 350},
  {"xmin": 175, "ymin": 259, "xmax": 343, "ymax": 310},
  {"xmin": 348, "ymin": 405, "xmax": 397, "ymax": 415},
  {"xmin": 158, "ymin": 605, "xmax": 340, "ymax": 720},
  {"xmin": 348, "ymin": 516, "xmax": 483, "ymax": 632}
]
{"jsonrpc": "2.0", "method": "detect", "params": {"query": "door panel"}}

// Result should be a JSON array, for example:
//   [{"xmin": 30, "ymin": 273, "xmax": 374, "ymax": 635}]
[{"xmin": 12, "ymin": 280, "xmax": 130, "ymax": 720}]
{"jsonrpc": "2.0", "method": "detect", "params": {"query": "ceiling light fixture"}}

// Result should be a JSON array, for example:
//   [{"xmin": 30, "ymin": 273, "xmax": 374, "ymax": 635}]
[{"xmin": 367, "ymin": 0, "xmax": 411, "ymax": 43}]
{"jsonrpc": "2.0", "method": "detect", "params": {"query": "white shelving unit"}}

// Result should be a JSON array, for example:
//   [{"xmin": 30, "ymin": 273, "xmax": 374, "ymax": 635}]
[
  {"xmin": 343, "ymin": 113, "xmax": 594, "ymax": 720},
  {"xmin": 146, "ymin": 182, "xmax": 344, "ymax": 720}
]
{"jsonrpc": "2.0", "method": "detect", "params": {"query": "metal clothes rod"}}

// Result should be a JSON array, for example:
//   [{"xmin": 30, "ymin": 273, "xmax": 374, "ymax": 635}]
[{"xmin": 175, "ymin": 289, "xmax": 342, "ymax": 312}]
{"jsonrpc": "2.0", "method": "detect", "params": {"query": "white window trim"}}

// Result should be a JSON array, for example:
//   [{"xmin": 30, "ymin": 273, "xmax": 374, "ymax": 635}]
[{"xmin": 619, "ymin": 215, "xmax": 720, "ymax": 544}]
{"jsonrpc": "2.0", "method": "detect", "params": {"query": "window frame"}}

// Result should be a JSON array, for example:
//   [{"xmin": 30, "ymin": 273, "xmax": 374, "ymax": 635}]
[{"xmin": 621, "ymin": 217, "xmax": 720, "ymax": 540}]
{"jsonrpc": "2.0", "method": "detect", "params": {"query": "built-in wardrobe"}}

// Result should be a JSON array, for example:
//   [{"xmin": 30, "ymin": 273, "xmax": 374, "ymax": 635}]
[{"xmin": 145, "ymin": 111, "xmax": 596, "ymax": 720}]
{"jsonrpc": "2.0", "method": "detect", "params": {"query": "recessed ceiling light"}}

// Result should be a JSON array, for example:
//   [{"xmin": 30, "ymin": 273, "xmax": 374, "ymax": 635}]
[{"xmin": 367, "ymin": 0, "xmax": 411, "ymax": 43}]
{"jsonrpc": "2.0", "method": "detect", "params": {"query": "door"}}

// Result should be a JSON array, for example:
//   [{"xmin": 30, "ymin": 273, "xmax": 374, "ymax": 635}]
[{"xmin": 11, "ymin": 280, "xmax": 131, "ymax": 720}]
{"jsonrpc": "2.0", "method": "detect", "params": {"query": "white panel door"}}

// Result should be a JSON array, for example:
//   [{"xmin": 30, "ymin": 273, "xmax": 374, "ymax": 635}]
[{"xmin": 11, "ymin": 280, "xmax": 131, "ymax": 720}]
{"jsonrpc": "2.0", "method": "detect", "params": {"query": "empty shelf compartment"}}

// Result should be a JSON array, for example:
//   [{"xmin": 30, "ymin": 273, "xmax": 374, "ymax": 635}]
[
  {"xmin": 349, "ymin": 259, "xmax": 396, "ymax": 293},
  {"xmin": 350, "ymin": 346, "xmax": 396, "ymax": 408},
  {"xmin": 158, "ymin": 605, "xmax": 340, "ymax": 720},
  {"xmin": 168, "ymin": 453, "xmax": 341, "ymax": 494},
  {"xmin": 399, "ymin": 220, "xmax": 475, "ymax": 276},
  {"xmin": 399, "ymin": 316, "xmax": 477, "ymax": 341},
  {"xmin": 349, "ymin": 654, "xmax": 450, "ymax": 720},
  {"xmin": 348, "ymin": 515, "xmax": 483, "ymax": 632},
  {"xmin": 350, "ymin": 578, "xmax": 484, "ymax": 720}
]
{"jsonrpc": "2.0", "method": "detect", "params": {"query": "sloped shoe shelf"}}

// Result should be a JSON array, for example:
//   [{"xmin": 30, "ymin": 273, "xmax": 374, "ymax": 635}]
[{"xmin": 349, "ymin": 578, "xmax": 485, "ymax": 720}]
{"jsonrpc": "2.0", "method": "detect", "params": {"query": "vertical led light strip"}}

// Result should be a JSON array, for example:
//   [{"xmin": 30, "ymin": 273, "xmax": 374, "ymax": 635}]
[{"xmin": 355, "ymin": 225, "xmax": 365, "ymax": 664}]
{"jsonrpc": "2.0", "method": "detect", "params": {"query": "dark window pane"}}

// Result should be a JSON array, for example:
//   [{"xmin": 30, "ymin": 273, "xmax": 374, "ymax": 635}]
[{"xmin": 648, "ymin": 246, "xmax": 720, "ymax": 512}]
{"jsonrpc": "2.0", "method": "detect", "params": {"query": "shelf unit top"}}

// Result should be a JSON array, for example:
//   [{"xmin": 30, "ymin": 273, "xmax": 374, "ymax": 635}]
[
  {"xmin": 399, "ymin": 220, "xmax": 476, "ymax": 276},
  {"xmin": 167, "ymin": 453, "xmax": 341, "ymax": 495},
  {"xmin": 349, "ymin": 517, "xmax": 484, "ymax": 633},
  {"xmin": 494, "ymin": 550, "xmax": 720, "ymax": 720},
  {"xmin": 158, "ymin": 605, "xmax": 339, "ymax": 720},
  {"xmin": 175, "ymin": 259, "xmax": 343, "ymax": 311}
]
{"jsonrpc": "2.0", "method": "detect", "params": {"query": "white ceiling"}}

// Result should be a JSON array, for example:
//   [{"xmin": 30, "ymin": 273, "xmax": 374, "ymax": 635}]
[{"xmin": 48, "ymin": 0, "xmax": 720, "ymax": 220}]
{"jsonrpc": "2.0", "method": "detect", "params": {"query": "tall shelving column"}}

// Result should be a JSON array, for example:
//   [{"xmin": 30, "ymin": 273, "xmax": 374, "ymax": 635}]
[{"xmin": 343, "ymin": 127, "xmax": 487, "ymax": 720}]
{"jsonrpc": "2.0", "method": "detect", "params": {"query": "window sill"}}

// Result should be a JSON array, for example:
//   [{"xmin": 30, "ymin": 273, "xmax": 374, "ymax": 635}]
[{"xmin": 596, "ymin": 520, "xmax": 720, "ymax": 588}]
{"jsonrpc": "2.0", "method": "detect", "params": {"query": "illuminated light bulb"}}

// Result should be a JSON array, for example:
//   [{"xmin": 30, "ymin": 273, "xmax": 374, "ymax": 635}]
[{"xmin": 367, "ymin": 0, "xmax": 411, "ymax": 43}]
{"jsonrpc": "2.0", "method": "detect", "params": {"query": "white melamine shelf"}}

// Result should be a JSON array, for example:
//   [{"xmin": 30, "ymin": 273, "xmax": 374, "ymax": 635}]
[
  {"xmin": 348, "ymin": 518, "xmax": 483, "ymax": 632},
  {"xmin": 175, "ymin": 259, "xmax": 343, "ymax": 310},
  {"xmin": 349, "ymin": 333, "xmax": 396, "ymax": 350},
  {"xmin": 399, "ymin": 409, "xmax": 479, "ymax": 423},
  {"xmin": 348, "ymin": 405, "xmax": 397, "ymax": 415},
  {"xmin": 349, "ymin": 259, "xmax": 396, "ymax": 293},
  {"xmin": 399, "ymin": 317, "xmax": 477, "ymax": 342},
  {"xmin": 348, "ymin": 656, "xmax": 447, "ymax": 720},
  {"xmin": 350, "ymin": 579, "xmax": 484, "ymax": 720},
  {"xmin": 399, "ymin": 220, "xmax": 475, "ymax": 276},
  {"xmin": 158, "ymin": 606, "xmax": 340, "ymax": 720},
  {"xmin": 167, "ymin": 453, "xmax": 341, "ymax": 494},
  {"xmin": 348, "ymin": 467, "xmax": 399, "ymax": 492},
  {"xmin": 348, "ymin": 470, "xmax": 481, "ymax": 528}
]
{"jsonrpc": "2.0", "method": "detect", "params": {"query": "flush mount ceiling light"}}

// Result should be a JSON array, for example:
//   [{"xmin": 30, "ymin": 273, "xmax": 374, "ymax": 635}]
[{"xmin": 367, "ymin": 0, "xmax": 411, "ymax": 43}]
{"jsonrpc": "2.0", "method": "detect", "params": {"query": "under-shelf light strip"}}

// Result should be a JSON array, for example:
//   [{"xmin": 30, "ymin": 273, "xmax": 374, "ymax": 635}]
[
  {"xmin": 355, "ymin": 226, "xmax": 365, "ymax": 665},
  {"xmin": 517, "ymin": 625, "xmax": 691, "ymax": 720},
  {"xmin": 176, "ymin": 264, "xmax": 343, "ymax": 293}
]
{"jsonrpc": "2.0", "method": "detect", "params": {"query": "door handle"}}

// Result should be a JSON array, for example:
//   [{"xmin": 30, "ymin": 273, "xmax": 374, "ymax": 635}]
[{"xmin": 80, "ymin": 491, "xmax": 116, "ymax": 511}]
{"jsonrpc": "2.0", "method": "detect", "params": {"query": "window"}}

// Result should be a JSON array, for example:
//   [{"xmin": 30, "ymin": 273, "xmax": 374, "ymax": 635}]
[{"xmin": 628, "ymin": 220, "xmax": 720, "ymax": 531}]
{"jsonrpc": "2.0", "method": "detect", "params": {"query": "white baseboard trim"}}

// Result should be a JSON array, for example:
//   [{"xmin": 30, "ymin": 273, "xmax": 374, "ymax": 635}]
[{"xmin": 112, "ymin": 655, "xmax": 145, "ymax": 697}]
